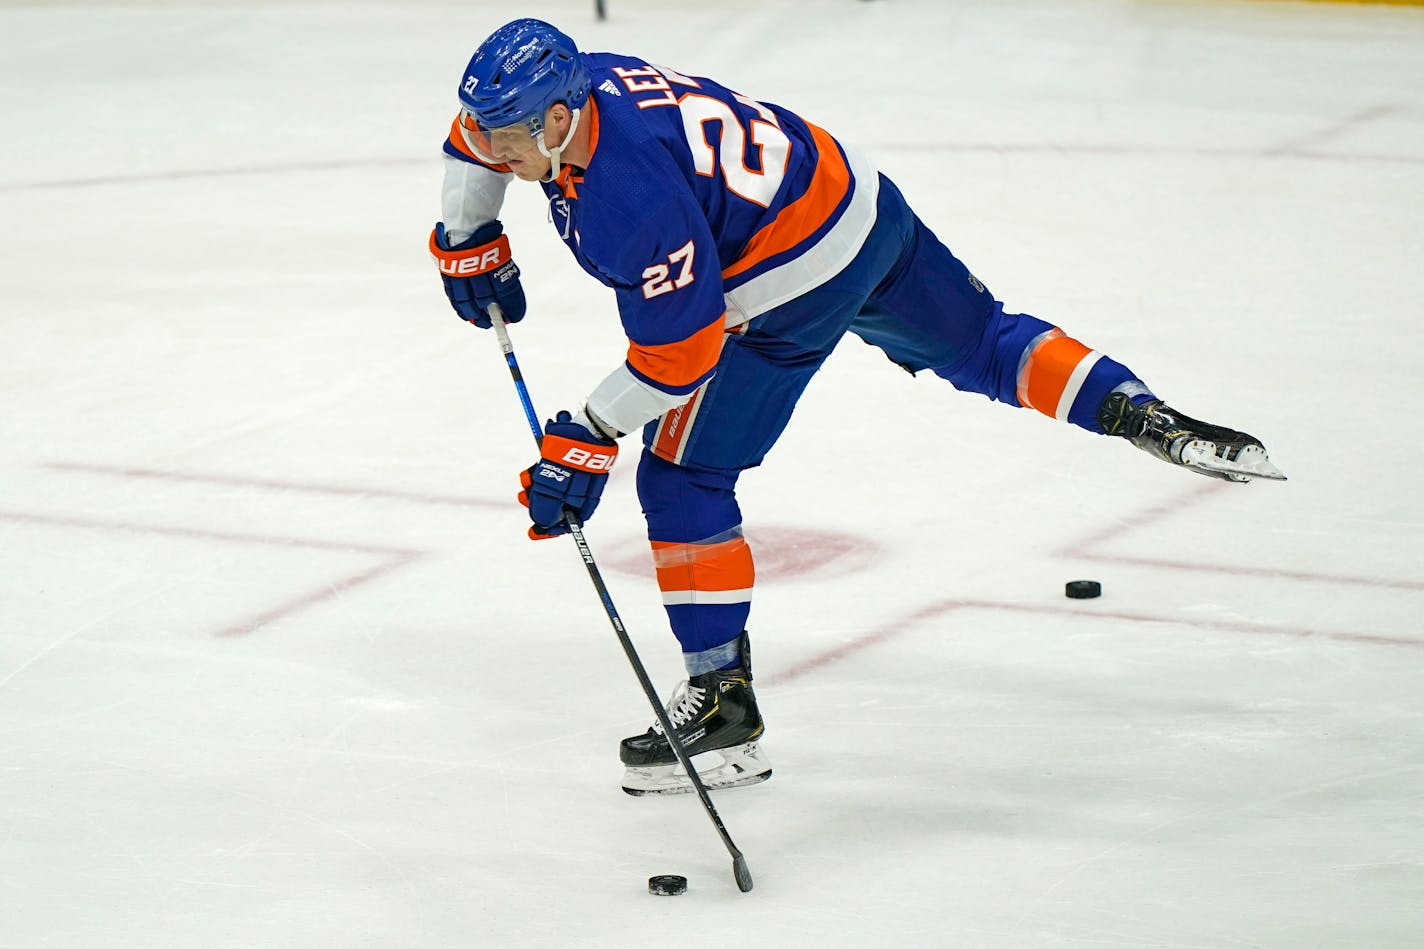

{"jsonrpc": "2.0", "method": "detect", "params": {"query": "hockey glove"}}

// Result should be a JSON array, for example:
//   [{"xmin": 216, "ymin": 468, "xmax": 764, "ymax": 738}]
[
  {"xmin": 429, "ymin": 220, "xmax": 526, "ymax": 328},
  {"xmin": 518, "ymin": 411, "xmax": 618, "ymax": 540}
]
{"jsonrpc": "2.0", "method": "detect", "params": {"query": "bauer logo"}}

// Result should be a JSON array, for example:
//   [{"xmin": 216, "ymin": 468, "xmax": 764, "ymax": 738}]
[
  {"xmin": 435, "ymin": 246, "xmax": 506, "ymax": 276},
  {"xmin": 560, "ymin": 447, "xmax": 616, "ymax": 471}
]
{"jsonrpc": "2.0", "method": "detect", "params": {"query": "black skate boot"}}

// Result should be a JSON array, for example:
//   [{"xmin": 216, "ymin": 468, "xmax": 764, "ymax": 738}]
[
  {"xmin": 1099, "ymin": 393, "xmax": 1286, "ymax": 483},
  {"xmin": 620, "ymin": 632, "xmax": 771, "ymax": 796}
]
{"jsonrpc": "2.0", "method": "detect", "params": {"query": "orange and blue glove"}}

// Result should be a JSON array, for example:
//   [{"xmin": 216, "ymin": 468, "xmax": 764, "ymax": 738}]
[
  {"xmin": 518, "ymin": 411, "xmax": 618, "ymax": 539},
  {"xmin": 429, "ymin": 220, "xmax": 526, "ymax": 328}
]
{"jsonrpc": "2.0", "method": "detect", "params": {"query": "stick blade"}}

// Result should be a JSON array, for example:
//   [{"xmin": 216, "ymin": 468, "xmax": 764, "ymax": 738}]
[{"xmin": 733, "ymin": 854, "xmax": 754, "ymax": 892}]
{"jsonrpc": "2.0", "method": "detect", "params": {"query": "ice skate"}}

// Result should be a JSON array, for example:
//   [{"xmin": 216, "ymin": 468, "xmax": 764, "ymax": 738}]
[
  {"xmin": 620, "ymin": 635, "xmax": 771, "ymax": 796},
  {"xmin": 1099, "ymin": 393, "xmax": 1286, "ymax": 483}
]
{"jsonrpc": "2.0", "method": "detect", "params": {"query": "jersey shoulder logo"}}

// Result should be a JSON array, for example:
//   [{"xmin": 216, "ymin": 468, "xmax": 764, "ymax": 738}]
[{"xmin": 598, "ymin": 78, "xmax": 622, "ymax": 97}]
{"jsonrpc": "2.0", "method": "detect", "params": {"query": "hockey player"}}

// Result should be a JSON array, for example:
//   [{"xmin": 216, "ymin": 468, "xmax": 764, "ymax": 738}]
[{"xmin": 429, "ymin": 19, "xmax": 1284, "ymax": 796}]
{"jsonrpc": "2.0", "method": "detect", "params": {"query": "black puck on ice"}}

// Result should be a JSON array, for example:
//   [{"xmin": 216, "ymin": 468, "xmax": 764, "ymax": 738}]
[
  {"xmin": 648, "ymin": 874, "xmax": 687, "ymax": 896},
  {"xmin": 1065, "ymin": 580, "xmax": 1102, "ymax": 599}
]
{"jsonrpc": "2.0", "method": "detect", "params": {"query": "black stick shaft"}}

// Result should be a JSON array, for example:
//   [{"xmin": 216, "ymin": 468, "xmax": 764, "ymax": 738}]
[{"xmin": 487, "ymin": 307, "xmax": 753, "ymax": 892}]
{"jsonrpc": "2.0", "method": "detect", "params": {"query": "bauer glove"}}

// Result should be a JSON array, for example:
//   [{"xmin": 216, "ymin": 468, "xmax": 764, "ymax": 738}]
[
  {"xmin": 429, "ymin": 220, "xmax": 526, "ymax": 328},
  {"xmin": 518, "ymin": 411, "xmax": 618, "ymax": 540}
]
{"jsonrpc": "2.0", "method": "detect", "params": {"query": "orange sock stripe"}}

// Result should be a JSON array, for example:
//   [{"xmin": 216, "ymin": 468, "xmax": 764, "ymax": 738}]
[
  {"xmin": 652, "ymin": 537, "xmax": 755, "ymax": 594},
  {"xmin": 1018, "ymin": 331, "xmax": 1094, "ymax": 418}
]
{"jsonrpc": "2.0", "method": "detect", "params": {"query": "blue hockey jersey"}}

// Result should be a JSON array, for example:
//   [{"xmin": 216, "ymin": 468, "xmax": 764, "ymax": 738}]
[{"xmin": 444, "ymin": 52, "xmax": 879, "ymax": 436}]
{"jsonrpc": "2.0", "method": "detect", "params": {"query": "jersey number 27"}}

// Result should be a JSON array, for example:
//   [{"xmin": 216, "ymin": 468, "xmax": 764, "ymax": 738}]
[
  {"xmin": 678, "ymin": 94, "xmax": 790, "ymax": 209},
  {"xmin": 613, "ymin": 65, "xmax": 791, "ymax": 209}
]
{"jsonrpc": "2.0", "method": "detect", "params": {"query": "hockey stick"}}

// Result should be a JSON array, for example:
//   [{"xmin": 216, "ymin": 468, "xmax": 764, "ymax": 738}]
[{"xmin": 486, "ymin": 304, "xmax": 754, "ymax": 894}]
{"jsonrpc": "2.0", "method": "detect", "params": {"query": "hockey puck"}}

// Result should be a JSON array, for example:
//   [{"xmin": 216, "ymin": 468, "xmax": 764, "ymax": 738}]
[
  {"xmin": 1065, "ymin": 580, "xmax": 1102, "ymax": 599},
  {"xmin": 648, "ymin": 874, "xmax": 687, "ymax": 896}
]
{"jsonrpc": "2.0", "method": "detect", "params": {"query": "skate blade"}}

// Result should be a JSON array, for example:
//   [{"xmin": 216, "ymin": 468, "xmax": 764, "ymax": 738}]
[
  {"xmin": 1180, "ymin": 441, "xmax": 1287, "ymax": 482},
  {"xmin": 622, "ymin": 742, "xmax": 772, "ymax": 797}
]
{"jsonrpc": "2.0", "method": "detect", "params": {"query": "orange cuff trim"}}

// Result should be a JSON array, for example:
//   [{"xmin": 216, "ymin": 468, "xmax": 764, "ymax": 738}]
[
  {"xmin": 626, "ymin": 316, "xmax": 726, "ymax": 390},
  {"xmin": 541, "ymin": 434, "xmax": 618, "ymax": 473},
  {"xmin": 430, "ymin": 229, "xmax": 511, "ymax": 276}
]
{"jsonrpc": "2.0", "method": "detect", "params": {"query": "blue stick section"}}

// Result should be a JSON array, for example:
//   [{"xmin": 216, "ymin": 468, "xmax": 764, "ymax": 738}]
[{"xmin": 491, "ymin": 319, "xmax": 544, "ymax": 445}]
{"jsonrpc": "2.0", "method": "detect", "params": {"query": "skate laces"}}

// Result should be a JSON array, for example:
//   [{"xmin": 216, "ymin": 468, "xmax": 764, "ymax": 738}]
[{"xmin": 653, "ymin": 680, "xmax": 707, "ymax": 734}]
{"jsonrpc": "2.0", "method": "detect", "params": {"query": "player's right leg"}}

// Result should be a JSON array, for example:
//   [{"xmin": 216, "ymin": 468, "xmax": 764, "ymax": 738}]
[
  {"xmin": 622, "ymin": 285, "xmax": 877, "ymax": 794},
  {"xmin": 621, "ymin": 452, "xmax": 769, "ymax": 795}
]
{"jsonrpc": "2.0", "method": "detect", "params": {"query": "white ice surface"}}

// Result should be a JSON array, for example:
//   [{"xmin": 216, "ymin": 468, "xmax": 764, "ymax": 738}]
[{"xmin": 2, "ymin": 0, "xmax": 1422, "ymax": 946}]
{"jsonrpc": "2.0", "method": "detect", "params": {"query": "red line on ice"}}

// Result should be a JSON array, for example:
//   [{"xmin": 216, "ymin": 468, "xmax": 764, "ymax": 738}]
[
  {"xmin": 0, "ymin": 157, "xmax": 425, "ymax": 193},
  {"xmin": 46, "ymin": 461, "xmax": 501, "ymax": 510},
  {"xmin": 215, "ymin": 552, "xmax": 423, "ymax": 637},
  {"xmin": 0, "ymin": 508, "xmax": 414, "ymax": 556},
  {"xmin": 766, "ymin": 598, "xmax": 1424, "ymax": 686},
  {"xmin": 1077, "ymin": 552, "xmax": 1424, "ymax": 592},
  {"xmin": 1056, "ymin": 481, "xmax": 1423, "ymax": 590},
  {"xmin": 0, "ymin": 509, "xmax": 425, "ymax": 637},
  {"xmin": 4, "ymin": 137, "xmax": 1419, "ymax": 196}
]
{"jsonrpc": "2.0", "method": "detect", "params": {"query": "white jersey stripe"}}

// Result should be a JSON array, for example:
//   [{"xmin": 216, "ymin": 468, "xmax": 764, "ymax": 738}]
[{"xmin": 722, "ymin": 145, "xmax": 881, "ymax": 327}]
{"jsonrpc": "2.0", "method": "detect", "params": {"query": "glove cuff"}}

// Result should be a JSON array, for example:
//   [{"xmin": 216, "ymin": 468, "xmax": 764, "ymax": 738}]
[
  {"xmin": 429, "ymin": 227, "xmax": 513, "ymax": 277},
  {"xmin": 541, "ymin": 434, "xmax": 618, "ymax": 473}
]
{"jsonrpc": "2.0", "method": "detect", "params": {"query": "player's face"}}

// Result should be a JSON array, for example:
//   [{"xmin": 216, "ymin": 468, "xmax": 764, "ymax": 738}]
[
  {"xmin": 483, "ymin": 123, "xmax": 550, "ymax": 180},
  {"xmin": 458, "ymin": 109, "xmax": 552, "ymax": 180}
]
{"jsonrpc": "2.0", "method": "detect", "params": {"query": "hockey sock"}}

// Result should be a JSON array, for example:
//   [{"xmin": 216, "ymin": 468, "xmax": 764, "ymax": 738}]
[
  {"xmin": 933, "ymin": 308, "xmax": 1154, "ymax": 434},
  {"xmin": 637, "ymin": 451, "xmax": 754, "ymax": 673}
]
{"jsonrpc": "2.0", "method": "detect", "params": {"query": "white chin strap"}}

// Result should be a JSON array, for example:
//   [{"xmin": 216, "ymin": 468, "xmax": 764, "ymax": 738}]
[{"xmin": 537, "ymin": 106, "xmax": 582, "ymax": 182}]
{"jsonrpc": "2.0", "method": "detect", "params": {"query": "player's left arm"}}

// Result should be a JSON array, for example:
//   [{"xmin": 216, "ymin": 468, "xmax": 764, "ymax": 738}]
[{"xmin": 440, "ymin": 154, "xmax": 511, "ymax": 244}]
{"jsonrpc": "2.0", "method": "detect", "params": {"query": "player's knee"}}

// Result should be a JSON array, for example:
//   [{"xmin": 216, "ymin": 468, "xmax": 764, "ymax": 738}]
[{"xmin": 636, "ymin": 450, "xmax": 742, "ymax": 542}]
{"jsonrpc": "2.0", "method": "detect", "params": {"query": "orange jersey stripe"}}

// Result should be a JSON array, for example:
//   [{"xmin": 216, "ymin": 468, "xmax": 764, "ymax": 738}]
[
  {"xmin": 651, "ymin": 536, "xmax": 755, "ymax": 593},
  {"xmin": 446, "ymin": 117, "xmax": 513, "ymax": 173},
  {"xmin": 627, "ymin": 314, "xmax": 727, "ymax": 390},
  {"xmin": 721, "ymin": 120, "xmax": 851, "ymax": 281},
  {"xmin": 1019, "ymin": 331, "xmax": 1093, "ymax": 417}
]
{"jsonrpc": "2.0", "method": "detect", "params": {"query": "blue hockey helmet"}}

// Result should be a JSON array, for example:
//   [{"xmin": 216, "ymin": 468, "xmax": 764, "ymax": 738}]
[{"xmin": 458, "ymin": 19, "xmax": 590, "ymax": 136}]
